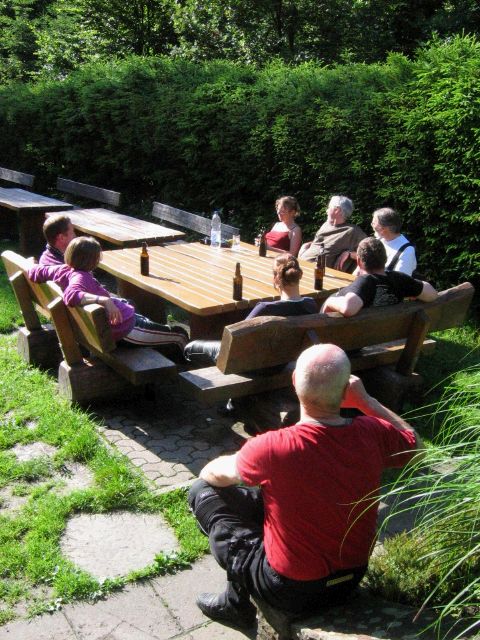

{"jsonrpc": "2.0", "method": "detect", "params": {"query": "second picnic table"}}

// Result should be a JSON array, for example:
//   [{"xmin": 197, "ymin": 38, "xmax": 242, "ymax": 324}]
[
  {"xmin": 48, "ymin": 208, "xmax": 186, "ymax": 247},
  {"xmin": 99, "ymin": 241, "xmax": 354, "ymax": 339},
  {"xmin": 0, "ymin": 187, "xmax": 73, "ymax": 256}
]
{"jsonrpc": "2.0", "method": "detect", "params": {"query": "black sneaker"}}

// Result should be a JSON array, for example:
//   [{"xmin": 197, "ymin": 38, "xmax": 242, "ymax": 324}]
[{"xmin": 196, "ymin": 592, "xmax": 256, "ymax": 630}]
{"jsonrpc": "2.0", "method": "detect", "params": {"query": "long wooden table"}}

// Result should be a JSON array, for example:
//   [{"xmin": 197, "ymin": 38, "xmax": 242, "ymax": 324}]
[
  {"xmin": 47, "ymin": 208, "xmax": 185, "ymax": 247},
  {"xmin": 100, "ymin": 242, "xmax": 354, "ymax": 339},
  {"xmin": 0, "ymin": 188, "xmax": 73, "ymax": 256}
]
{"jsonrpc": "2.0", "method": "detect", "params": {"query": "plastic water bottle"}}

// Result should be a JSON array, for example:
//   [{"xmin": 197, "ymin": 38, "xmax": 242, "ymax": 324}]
[{"xmin": 210, "ymin": 209, "xmax": 221, "ymax": 248}]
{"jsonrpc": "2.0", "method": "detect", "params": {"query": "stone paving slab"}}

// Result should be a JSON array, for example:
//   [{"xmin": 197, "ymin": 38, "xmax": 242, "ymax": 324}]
[
  {"xmin": 61, "ymin": 512, "xmax": 179, "ymax": 580},
  {"xmin": 0, "ymin": 556, "xmax": 251, "ymax": 640}
]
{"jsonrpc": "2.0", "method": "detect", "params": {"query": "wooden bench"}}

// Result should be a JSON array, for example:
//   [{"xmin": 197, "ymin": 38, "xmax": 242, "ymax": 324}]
[
  {"xmin": 152, "ymin": 201, "xmax": 240, "ymax": 240},
  {"xmin": 2, "ymin": 250, "xmax": 176, "ymax": 404},
  {"xmin": 179, "ymin": 282, "xmax": 474, "ymax": 417},
  {"xmin": 56, "ymin": 177, "xmax": 121, "ymax": 210},
  {"xmin": 0, "ymin": 167, "xmax": 36, "ymax": 244},
  {"xmin": 2, "ymin": 250, "xmax": 62, "ymax": 370},
  {"xmin": 0, "ymin": 166, "xmax": 35, "ymax": 189}
]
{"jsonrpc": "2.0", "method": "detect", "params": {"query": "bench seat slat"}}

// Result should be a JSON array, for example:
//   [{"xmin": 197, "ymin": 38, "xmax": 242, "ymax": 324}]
[
  {"xmin": 96, "ymin": 347, "xmax": 176, "ymax": 385},
  {"xmin": 179, "ymin": 339, "xmax": 438, "ymax": 403}
]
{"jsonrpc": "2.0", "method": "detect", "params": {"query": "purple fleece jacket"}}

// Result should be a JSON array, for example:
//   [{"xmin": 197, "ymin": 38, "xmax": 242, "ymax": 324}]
[{"xmin": 28, "ymin": 264, "xmax": 135, "ymax": 341}]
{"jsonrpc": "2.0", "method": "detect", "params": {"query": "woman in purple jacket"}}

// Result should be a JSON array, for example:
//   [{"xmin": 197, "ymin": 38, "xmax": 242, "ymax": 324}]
[{"xmin": 28, "ymin": 236, "xmax": 187, "ymax": 358}]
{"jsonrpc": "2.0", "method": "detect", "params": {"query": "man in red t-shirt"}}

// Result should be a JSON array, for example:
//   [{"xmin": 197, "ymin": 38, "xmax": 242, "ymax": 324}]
[{"xmin": 188, "ymin": 344, "xmax": 423, "ymax": 631}]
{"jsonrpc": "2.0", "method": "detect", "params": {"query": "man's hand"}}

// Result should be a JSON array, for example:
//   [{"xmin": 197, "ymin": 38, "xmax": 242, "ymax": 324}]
[{"xmin": 341, "ymin": 375, "xmax": 370, "ymax": 409}]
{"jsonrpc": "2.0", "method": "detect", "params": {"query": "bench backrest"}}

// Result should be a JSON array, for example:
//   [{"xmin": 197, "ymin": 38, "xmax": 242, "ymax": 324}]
[
  {"xmin": 0, "ymin": 166, "xmax": 35, "ymax": 188},
  {"xmin": 2, "ymin": 250, "xmax": 116, "ymax": 364},
  {"xmin": 152, "ymin": 202, "xmax": 240, "ymax": 240},
  {"xmin": 1, "ymin": 250, "xmax": 83, "ymax": 365},
  {"xmin": 42, "ymin": 280, "xmax": 116, "ymax": 356},
  {"xmin": 216, "ymin": 282, "xmax": 475, "ymax": 375},
  {"xmin": 56, "ymin": 177, "xmax": 121, "ymax": 210}
]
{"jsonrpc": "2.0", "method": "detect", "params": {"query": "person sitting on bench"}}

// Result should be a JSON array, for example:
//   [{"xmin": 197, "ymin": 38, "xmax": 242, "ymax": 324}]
[
  {"xmin": 29, "ymin": 236, "xmax": 187, "ymax": 358},
  {"xmin": 39, "ymin": 214, "xmax": 75, "ymax": 266},
  {"xmin": 188, "ymin": 343, "xmax": 423, "ymax": 630},
  {"xmin": 321, "ymin": 236, "xmax": 437, "ymax": 317},
  {"xmin": 298, "ymin": 195, "xmax": 366, "ymax": 272},
  {"xmin": 371, "ymin": 207, "xmax": 417, "ymax": 275},
  {"xmin": 184, "ymin": 253, "xmax": 318, "ymax": 364},
  {"xmin": 264, "ymin": 196, "xmax": 303, "ymax": 256}
]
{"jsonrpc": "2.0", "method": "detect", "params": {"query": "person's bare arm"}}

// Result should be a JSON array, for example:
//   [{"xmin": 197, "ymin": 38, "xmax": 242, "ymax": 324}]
[
  {"xmin": 417, "ymin": 281, "xmax": 438, "ymax": 302},
  {"xmin": 289, "ymin": 226, "xmax": 303, "ymax": 257},
  {"xmin": 80, "ymin": 294, "xmax": 123, "ymax": 325},
  {"xmin": 199, "ymin": 454, "xmax": 242, "ymax": 487},
  {"xmin": 341, "ymin": 375, "xmax": 424, "ymax": 456},
  {"xmin": 321, "ymin": 292, "xmax": 364, "ymax": 317}
]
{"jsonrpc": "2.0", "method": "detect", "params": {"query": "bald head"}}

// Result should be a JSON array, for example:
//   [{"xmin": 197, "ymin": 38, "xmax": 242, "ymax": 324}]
[{"xmin": 294, "ymin": 344, "xmax": 351, "ymax": 412}]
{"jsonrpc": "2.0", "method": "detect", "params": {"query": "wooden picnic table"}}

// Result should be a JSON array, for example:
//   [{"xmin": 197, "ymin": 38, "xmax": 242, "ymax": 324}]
[
  {"xmin": 0, "ymin": 187, "xmax": 73, "ymax": 256},
  {"xmin": 99, "ymin": 241, "xmax": 354, "ymax": 339},
  {"xmin": 47, "ymin": 208, "xmax": 185, "ymax": 247}
]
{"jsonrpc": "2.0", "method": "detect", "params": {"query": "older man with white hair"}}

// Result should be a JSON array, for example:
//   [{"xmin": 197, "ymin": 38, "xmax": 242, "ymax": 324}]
[
  {"xmin": 188, "ymin": 344, "xmax": 423, "ymax": 631},
  {"xmin": 298, "ymin": 195, "xmax": 366, "ymax": 271}
]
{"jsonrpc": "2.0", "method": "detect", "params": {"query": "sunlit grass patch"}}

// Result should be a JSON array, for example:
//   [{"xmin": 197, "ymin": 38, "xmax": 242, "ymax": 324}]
[{"xmin": 0, "ymin": 333, "xmax": 207, "ymax": 623}]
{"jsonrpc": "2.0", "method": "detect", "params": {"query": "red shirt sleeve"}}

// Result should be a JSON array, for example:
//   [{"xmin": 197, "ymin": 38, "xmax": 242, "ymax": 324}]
[
  {"xmin": 370, "ymin": 417, "xmax": 418, "ymax": 468},
  {"xmin": 237, "ymin": 432, "xmax": 274, "ymax": 486}
]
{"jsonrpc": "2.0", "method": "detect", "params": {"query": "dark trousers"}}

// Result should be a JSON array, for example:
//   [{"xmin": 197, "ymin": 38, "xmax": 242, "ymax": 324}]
[{"xmin": 188, "ymin": 479, "xmax": 367, "ymax": 615}]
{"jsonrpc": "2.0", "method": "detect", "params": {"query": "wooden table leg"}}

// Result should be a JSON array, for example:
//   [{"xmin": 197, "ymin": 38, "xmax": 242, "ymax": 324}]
[
  {"xmin": 18, "ymin": 209, "xmax": 46, "ymax": 257},
  {"xmin": 189, "ymin": 308, "xmax": 250, "ymax": 340},
  {"xmin": 116, "ymin": 279, "xmax": 167, "ymax": 324},
  {"xmin": 0, "ymin": 209, "xmax": 17, "ymax": 241}
]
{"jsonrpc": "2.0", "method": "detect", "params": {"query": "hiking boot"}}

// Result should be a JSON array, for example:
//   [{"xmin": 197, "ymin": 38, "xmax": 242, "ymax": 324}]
[{"xmin": 196, "ymin": 592, "xmax": 256, "ymax": 629}]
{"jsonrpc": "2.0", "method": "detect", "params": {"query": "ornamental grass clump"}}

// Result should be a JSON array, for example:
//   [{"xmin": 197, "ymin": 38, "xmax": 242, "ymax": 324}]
[{"xmin": 368, "ymin": 366, "xmax": 480, "ymax": 639}]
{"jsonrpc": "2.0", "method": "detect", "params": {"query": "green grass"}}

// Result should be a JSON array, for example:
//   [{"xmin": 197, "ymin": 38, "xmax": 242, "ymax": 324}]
[
  {"xmin": 0, "ymin": 333, "xmax": 207, "ymax": 622},
  {"xmin": 369, "ymin": 365, "xmax": 480, "ymax": 638},
  {"xmin": 0, "ymin": 240, "xmax": 24, "ymax": 333}
]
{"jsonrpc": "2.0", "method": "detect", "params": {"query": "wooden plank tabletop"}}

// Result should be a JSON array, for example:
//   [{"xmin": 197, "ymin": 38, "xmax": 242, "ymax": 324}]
[
  {"xmin": 99, "ymin": 242, "xmax": 354, "ymax": 317},
  {"xmin": 0, "ymin": 188, "xmax": 73, "ymax": 212},
  {"xmin": 47, "ymin": 208, "xmax": 185, "ymax": 246}
]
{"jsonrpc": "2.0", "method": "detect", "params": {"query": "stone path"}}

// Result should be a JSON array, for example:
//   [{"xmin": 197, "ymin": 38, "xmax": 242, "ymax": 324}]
[{"xmin": 0, "ymin": 380, "xmax": 473, "ymax": 639}]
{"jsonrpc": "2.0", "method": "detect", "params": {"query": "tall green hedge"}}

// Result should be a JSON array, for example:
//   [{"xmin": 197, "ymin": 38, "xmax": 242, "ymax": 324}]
[{"xmin": 0, "ymin": 36, "xmax": 478, "ymax": 289}]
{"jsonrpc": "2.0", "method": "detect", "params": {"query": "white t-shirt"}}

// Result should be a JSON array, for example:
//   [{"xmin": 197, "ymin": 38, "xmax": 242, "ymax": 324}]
[{"xmin": 381, "ymin": 234, "xmax": 417, "ymax": 275}]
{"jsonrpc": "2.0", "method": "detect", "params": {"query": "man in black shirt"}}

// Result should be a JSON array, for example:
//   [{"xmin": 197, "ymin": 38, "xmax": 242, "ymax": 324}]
[{"xmin": 321, "ymin": 237, "xmax": 437, "ymax": 317}]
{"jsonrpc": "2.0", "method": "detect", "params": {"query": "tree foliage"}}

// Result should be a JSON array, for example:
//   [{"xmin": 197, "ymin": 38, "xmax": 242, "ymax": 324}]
[
  {"xmin": 1, "ymin": 0, "xmax": 480, "ymax": 80},
  {"xmin": 0, "ymin": 37, "xmax": 478, "ymax": 289}
]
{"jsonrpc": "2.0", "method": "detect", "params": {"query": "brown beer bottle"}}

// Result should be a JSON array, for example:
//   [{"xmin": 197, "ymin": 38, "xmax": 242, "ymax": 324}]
[
  {"xmin": 258, "ymin": 229, "xmax": 267, "ymax": 257},
  {"xmin": 140, "ymin": 241, "xmax": 149, "ymax": 276},
  {"xmin": 314, "ymin": 243, "xmax": 326, "ymax": 290},
  {"xmin": 233, "ymin": 262, "xmax": 243, "ymax": 300}
]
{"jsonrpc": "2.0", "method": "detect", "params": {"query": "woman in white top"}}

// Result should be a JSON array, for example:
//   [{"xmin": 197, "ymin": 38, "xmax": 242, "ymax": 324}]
[{"xmin": 371, "ymin": 207, "xmax": 417, "ymax": 275}]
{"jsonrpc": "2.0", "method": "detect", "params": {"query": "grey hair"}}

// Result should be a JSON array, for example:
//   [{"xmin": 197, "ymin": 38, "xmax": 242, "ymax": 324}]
[
  {"xmin": 294, "ymin": 344, "xmax": 351, "ymax": 412},
  {"xmin": 329, "ymin": 195, "xmax": 354, "ymax": 219},
  {"xmin": 373, "ymin": 207, "xmax": 402, "ymax": 234}
]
